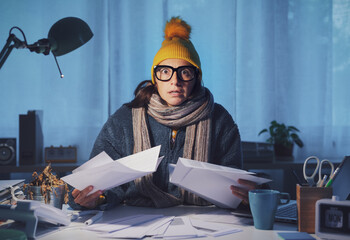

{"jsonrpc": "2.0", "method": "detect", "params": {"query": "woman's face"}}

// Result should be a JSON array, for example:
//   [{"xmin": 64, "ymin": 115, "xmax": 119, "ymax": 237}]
[{"xmin": 155, "ymin": 59, "xmax": 197, "ymax": 106}]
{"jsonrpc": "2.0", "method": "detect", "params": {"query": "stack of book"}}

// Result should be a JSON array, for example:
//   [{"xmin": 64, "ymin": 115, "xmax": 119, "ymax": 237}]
[{"xmin": 0, "ymin": 179, "xmax": 25, "ymax": 204}]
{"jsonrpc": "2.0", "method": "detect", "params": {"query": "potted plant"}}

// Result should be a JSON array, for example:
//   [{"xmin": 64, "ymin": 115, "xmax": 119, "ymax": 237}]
[{"xmin": 258, "ymin": 120, "xmax": 304, "ymax": 157}]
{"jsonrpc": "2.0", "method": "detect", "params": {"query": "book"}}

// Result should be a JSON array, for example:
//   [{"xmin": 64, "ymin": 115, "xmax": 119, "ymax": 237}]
[
  {"xmin": 0, "ymin": 179, "xmax": 24, "ymax": 203},
  {"xmin": 169, "ymin": 158, "xmax": 271, "ymax": 209},
  {"xmin": 61, "ymin": 146, "xmax": 162, "ymax": 194},
  {"xmin": 277, "ymin": 232, "xmax": 316, "ymax": 240}
]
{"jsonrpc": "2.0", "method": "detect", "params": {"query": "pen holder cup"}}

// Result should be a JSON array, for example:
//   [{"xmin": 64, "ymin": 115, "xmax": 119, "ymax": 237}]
[{"xmin": 296, "ymin": 184, "xmax": 332, "ymax": 233}]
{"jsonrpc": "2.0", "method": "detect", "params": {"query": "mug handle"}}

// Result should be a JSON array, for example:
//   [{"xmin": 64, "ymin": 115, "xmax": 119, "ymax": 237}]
[{"xmin": 279, "ymin": 192, "xmax": 290, "ymax": 205}]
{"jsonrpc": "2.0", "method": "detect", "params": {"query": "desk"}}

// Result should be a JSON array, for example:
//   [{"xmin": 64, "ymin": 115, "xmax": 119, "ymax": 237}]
[{"xmin": 8, "ymin": 205, "xmax": 320, "ymax": 240}]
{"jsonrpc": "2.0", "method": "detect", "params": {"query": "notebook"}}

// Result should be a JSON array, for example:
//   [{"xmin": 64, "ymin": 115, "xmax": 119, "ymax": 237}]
[{"xmin": 231, "ymin": 200, "xmax": 298, "ymax": 223}]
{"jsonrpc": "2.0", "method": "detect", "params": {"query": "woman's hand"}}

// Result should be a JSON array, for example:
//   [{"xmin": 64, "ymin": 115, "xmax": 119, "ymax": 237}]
[
  {"xmin": 230, "ymin": 179, "xmax": 258, "ymax": 205},
  {"xmin": 72, "ymin": 185, "xmax": 103, "ymax": 209}
]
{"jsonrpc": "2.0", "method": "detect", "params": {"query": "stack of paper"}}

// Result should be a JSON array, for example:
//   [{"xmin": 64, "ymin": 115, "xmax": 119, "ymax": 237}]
[
  {"xmin": 170, "ymin": 158, "xmax": 271, "ymax": 209},
  {"xmin": 83, "ymin": 213, "xmax": 242, "ymax": 239},
  {"xmin": 61, "ymin": 146, "xmax": 162, "ymax": 193},
  {"xmin": 88, "ymin": 214, "xmax": 165, "ymax": 238}
]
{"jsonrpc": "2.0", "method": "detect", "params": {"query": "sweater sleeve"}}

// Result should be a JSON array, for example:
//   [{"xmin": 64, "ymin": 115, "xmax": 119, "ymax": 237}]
[
  {"xmin": 210, "ymin": 104, "xmax": 243, "ymax": 169},
  {"xmin": 67, "ymin": 105, "xmax": 133, "ymax": 210}
]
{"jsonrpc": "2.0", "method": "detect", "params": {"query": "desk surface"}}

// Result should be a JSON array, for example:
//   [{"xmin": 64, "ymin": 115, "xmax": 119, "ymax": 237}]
[{"xmin": 28, "ymin": 205, "xmax": 319, "ymax": 240}]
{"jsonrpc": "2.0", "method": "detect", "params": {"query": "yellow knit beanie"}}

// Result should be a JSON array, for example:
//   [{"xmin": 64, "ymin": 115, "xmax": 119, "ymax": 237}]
[{"xmin": 151, "ymin": 17, "xmax": 201, "ymax": 84}]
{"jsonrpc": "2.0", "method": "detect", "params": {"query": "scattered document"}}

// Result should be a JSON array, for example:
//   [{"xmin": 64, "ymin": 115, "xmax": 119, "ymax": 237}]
[
  {"xmin": 87, "ymin": 214, "xmax": 163, "ymax": 233},
  {"xmin": 61, "ymin": 146, "xmax": 162, "ymax": 194},
  {"xmin": 99, "ymin": 215, "xmax": 166, "ymax": 239},
  {"xmin": 82, "ymin": 212, "xmax": 244, "ymax": 239},
  {"xmin": 170, "ymin": 158, "xmax": 271, "ymax": 209},
  {"xmin": 144, "ymin": 216, "xmax": 175, "ymax": 237},
  {"xmin": 10, "ymin": 200, "xmax": 71, "ymax": 226},
  {"xmin": 190, "ymin": 209, "xmax": 253, "ymax": 226},
  {"xmin": 162, "ymin": 216, "xmax": 202, "ymax": 239},
  {"xmin": 190, "ymin": 218, "xmax": 242, "ymax": 237}
]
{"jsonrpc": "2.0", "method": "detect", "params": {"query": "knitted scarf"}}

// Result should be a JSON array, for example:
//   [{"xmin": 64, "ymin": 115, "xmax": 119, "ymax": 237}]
[{"xmin": 130, "ymin": 87, "xmax": 214, "ymax": 208}]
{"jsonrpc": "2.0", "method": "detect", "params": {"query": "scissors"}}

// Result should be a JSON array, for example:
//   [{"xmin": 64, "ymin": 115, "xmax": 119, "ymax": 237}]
[{"xmin": 303, "ymin": 156, "xmax": 335, "ymax": 187}]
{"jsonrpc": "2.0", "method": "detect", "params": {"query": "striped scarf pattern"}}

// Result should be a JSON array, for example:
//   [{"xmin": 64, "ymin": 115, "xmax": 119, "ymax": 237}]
[{"xmin": 130, "ymin": 88, "xmax": 214, "ymax": 208}]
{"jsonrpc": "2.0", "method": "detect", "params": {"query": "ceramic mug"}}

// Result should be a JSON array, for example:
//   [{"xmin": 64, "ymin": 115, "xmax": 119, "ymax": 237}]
[{"xmin": 249, "ymin": 189, "xmax": 290, "ymax": 230}]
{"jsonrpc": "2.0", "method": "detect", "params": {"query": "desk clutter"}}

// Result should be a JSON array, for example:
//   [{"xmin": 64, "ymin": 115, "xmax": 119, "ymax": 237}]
[
  {"xmin": 0, "ymin": 163, "xmax": 69, "ymax": 207},
  {"xmin": 77, "ymin": 210, "xmax": 244, "ymax": 239},
  {"xmin": 296, "ymin": 184, "xmax": 333, "ymax": 233},
  {"xmin": 0, "ymin": 164, "xmax": 70, "ymax": 238},
  {"xmin": 0, "ymin": 205, "xmax": 248, "ymax": 239},
  {"xmin": 2, "ymin": 150, "xmax": 350, "ymax": 239}
]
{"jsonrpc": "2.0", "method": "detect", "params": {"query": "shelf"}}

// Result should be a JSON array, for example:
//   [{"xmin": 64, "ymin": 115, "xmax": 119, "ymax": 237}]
[{"xmin": 0, "ymin": 164, "xmax": 78, "ymax": 174}]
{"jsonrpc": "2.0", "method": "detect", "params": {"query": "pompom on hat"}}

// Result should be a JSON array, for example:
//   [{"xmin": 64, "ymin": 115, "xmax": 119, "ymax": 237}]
[{"xmin": 151, "ymin": 17, "xmax": 201, "ymax": 84}]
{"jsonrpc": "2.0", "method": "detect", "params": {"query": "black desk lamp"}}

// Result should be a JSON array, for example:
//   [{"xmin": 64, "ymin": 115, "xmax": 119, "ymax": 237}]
[{"xmin": 0, "ymin": 17, "xmax": 93, "ymax": 78}]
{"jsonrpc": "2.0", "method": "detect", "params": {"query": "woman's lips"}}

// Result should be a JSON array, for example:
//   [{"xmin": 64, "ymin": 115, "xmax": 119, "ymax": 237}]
[{"xmin": 168, "ymin": 90, "xmax": 182, "ymax": 96}]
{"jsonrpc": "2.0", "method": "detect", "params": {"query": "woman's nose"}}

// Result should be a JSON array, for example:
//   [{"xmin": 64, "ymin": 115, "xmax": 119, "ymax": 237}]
[{"xmin": 170, "ymin": 71, "xmax": 181, "ymax": 85}]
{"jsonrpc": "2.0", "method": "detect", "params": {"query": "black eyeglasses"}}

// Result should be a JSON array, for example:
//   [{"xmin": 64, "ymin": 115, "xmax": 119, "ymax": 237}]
[{"xmin": 154, "ymin": 65, "xmax": 198, "ymax": 82}]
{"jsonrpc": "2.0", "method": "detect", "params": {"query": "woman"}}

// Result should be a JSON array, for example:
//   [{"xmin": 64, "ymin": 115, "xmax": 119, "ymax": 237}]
[{"xmin": 69, "ymin": 17, "xmax": 256, "ymax": 210}]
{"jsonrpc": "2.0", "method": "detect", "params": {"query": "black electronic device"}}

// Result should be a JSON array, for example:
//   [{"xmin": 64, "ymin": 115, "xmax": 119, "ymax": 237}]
[
  {"xmin": 0, "ymin": 138, "xmax": 16, "ymax": 166},
  {"xmin": 45, "ymin": 146, "xmax": 77, "ymax": 163},
  {"xmin": 19, "ymin": 110, "xmax": 43, "ymax": 165},
  {"xmin": 316, "ymin": 197, "xmax": 350, "ymax": 239}
]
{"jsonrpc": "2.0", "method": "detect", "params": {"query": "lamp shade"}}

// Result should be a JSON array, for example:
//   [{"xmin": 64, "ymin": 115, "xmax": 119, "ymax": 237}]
[{"xmin": 48, "ymin": 17, "xmax": 93, "ymax": 57}]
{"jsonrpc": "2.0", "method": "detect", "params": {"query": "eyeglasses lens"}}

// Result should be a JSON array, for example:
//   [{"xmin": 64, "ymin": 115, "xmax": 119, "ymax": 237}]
[{"xmin": 155, "ymin": 66, "xmax": 196, "ymax": 81}]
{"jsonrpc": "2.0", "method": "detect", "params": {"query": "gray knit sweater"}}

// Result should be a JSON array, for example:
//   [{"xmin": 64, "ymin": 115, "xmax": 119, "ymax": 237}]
[{"xmin": 68, "ymin": 103, "xmax": 242, "ymax": 210}]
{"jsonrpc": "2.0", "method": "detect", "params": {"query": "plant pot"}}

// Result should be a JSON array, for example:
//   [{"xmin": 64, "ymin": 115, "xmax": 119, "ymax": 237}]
[
  {"xmin": 274, "ymin": 144, "xmax": 293, "ymax": 157},
  {"xmin": 27, "ymin": 185, "xmax": 65, "ymax": 209}
]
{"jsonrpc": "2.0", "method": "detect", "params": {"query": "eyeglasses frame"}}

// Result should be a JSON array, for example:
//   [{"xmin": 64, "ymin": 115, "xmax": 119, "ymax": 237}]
[{"xmin": 154, "ymin": 65, "xmax": 199, "ymax": 82}]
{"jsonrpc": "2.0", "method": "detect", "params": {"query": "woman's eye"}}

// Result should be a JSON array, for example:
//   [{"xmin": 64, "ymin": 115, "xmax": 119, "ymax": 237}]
[
  {"xmin": 181, "ymin": 68, "xmax": 193, "ymax": 77},
  {"xmin": 161, "ymin": 69, "xmax": 169, "ymax": 74},
  {"xmin": 182, "ymin": 70, "xmax": 190, "ymax": 75}
]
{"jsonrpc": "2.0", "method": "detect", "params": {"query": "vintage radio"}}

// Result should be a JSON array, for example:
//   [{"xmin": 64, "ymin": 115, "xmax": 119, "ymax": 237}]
[{"xmin": 45, "ymin": 146, "xmax": 77, "ymax": 163}]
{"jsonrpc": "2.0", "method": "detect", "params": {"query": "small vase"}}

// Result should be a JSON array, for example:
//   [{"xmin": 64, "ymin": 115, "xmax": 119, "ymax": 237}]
[{"xmin": 27, "ymin": 185, "xmax": 65, "ymax": 209}]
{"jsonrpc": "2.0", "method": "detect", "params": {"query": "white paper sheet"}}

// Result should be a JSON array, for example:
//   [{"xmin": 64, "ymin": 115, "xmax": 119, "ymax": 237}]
[
  {"xmin": 190, "ymin": 209, "xmax": 253, "ymax": 226},
  {"xmin": 61, "ymin": 146, "xmax": 162, "ymax": 194},
  {"xmin": 99, "ymin": 215, "xmax": 166, "ymax": 238},
  {"xmin": 162, "ymin": 216, "xmax": 201, "ymax": 239},
  {"xmin": 87, "ymin": 214, "xmax": 163, "ymax": 233},
  {"xmin": 189, "ymin": 218, "xmax": 242, "ymax": 237},
  {"xmin": 144, "ymin": 216, "xmax": 174, "ymax": 237},
  {"xmin": 170, "ymin": 157, "xmax": 271, "ymax": 209}
]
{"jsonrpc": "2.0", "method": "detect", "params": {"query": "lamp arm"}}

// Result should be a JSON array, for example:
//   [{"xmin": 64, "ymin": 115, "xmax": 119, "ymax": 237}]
[{"xmin": 0, "ymin": 33, "xmax": 27, "ymax": 70}]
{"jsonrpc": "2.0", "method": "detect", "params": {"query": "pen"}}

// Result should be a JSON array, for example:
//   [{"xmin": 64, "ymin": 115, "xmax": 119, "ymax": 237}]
[
  {"xmin": 317, "ymin": 175, "xmax": 327, "ymax": 187},
  {"xmin": 325, "ymin": 156, "xmax": 347, "ymax": 188},
  {"xmin": 70, "ymin": 209, "xmax": 100, "ymax": 221},
  {"xmin": 292, "ymin": 170, "xmax": 305, "ymax": 185},
  {"xmin": 84, "ymin": 211, "xmax": 103, "ymax": 225}
]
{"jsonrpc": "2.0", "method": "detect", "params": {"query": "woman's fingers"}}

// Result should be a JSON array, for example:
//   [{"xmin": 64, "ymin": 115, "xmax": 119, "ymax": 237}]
[
  {"xmin": 237, "ymin": 179, "xmax": 258, "ymax": 190},
  {"xmin": 230, "ymin": 179, "xmax": 259, "ymax": 205},
  {"xmin": 230, "ymin": 185, "xmax": 249, "ymax": 204},
  {"xmin": 73, "ymin": 185, "xmax": 102, "ymax": 209},
  {"xmin": 71, "ymin": 189, "xmax": 80, "ymax": 198}
]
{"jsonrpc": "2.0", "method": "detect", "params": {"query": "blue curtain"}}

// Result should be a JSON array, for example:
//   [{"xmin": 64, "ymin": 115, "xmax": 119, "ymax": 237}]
[{"xmin": 0, "ymin": 0, "xmax": 349, "ymax": 164}]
